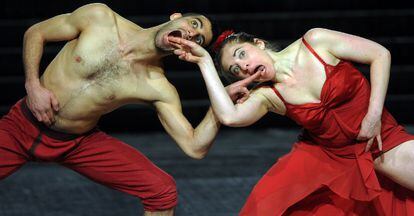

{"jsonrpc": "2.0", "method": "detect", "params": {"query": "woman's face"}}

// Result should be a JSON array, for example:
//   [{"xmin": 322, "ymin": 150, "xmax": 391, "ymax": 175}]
[{"xmin": 220, "ymin": 41, "xmax": 275, "ymax": 82}]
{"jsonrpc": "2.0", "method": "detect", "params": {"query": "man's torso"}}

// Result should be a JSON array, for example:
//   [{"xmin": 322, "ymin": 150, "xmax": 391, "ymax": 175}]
[{"xmin": 40, "ymin": 14, "xmax": 169, "ymax": 133}]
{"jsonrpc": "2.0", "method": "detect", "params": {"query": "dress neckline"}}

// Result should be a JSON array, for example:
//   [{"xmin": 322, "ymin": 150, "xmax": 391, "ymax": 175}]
[{"xmin": 270, "ymin": 38, "xmax": 343, "ymax": 108}]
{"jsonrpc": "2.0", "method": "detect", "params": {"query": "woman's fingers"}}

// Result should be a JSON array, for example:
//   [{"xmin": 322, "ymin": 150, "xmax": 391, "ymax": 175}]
[
  {"xmin": 174, "ymin": 49, "xmax": 185, "ymax": 55},
  {"xmin": 356, "ymin": 131, "xmax": 369, "ymax": 141},
  {"xmin": 376, "ymin": 134, "xmax": 383, "ymax": 151},
  {"xmin": 237, "ymin": 72, "xmax": 261, "ymax": 87},
  {"xmin": 365, "ymin": 137, "xmax": 374, "ymax": 152},
  {"xmin": 169, "ymin": 37, "xmax": 194, "ymax": 48},
  {"xmin": 377, "ymin": 134, "xmax": 384, "ymax": 162}
]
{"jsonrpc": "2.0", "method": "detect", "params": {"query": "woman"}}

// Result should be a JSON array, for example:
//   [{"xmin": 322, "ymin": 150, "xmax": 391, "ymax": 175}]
[{"xmin": 169, "ymin": 28, "xmax": 414, "ymax": 215}]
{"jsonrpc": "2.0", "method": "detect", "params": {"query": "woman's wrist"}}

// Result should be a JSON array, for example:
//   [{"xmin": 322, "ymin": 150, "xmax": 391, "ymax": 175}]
[
  {"xmin": 367, "ymin": 107, "xmax": 382, "ymax": 120},
  {"xmin": 198, "ymin": 57, "xmax": 214, "ymax": 68}
]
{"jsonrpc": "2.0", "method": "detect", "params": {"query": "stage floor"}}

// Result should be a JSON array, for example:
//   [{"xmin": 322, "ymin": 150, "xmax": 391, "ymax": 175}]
[{"xmin": 1, "ymin": 126, "xmax": 413, "ymax": 216}]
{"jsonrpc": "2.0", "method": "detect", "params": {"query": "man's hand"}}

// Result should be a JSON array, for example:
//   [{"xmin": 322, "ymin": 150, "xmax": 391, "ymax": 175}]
[
  {"xmin": 26, "ymin": 83, "xmax": 59, "ymax": 126},
  {"xmin": 357, "ymin": 112, "xmax": 382, "ymax": 153},
  {"xmin": 225, "ymin": 72, "xmax": 261, "ymax": 104}
]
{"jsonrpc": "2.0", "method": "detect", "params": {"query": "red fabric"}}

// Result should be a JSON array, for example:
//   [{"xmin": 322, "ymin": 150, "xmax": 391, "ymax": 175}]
[
  {"xmin": 213, "ymin": 30, "xmax": 234, "ymax": 52},
  {"xmin": 0, "ymin": 99, "xmax": 177, "ymax": 211},
  {"xmin": 240, "ymin": 38, "xmax": 414, "ymax": 216}
]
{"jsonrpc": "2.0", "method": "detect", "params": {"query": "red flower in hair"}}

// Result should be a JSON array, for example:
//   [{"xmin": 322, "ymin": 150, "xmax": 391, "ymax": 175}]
[{"xmin": 213, "ymin": 30, "xmax": 235, "ymax": 52}]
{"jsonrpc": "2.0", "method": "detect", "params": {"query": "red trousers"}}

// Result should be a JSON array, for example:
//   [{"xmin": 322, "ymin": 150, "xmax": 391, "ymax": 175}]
[{"xmin": 0, "ymin": 99, "xmax": 177, "ymax": 211}]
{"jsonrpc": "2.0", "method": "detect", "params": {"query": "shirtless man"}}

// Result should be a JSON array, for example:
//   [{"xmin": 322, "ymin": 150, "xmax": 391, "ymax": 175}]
[{"xmin": 0, "ymin": 3, "xmax": 219, "ymax": 215}]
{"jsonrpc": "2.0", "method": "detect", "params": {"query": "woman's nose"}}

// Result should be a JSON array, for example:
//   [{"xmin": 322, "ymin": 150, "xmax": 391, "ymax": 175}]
[{"xmin": 242, "ymin": 63, "xmax": 250, "ymax": 72}]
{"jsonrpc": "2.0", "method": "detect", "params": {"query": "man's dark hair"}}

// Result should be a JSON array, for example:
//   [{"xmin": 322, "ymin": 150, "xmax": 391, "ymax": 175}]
[{"xmin": 182, "ymin": 13, "xmax": 218, "ymax": 47}]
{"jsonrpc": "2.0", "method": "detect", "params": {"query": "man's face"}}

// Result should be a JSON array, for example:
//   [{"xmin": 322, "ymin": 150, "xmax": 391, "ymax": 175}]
[{"xmin": 155, "ymin": 13, "xmax": 213, "ymax": 52}]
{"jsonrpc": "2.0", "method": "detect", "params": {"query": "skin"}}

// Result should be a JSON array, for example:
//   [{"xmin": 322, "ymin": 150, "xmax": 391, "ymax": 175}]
[
  {"xmin": 170, "ymin": 28, "xmax": 414, "ymax": 191},
  {"xmin": 23, "ymin": 3, "xmax": 218, "ymax": 215}
]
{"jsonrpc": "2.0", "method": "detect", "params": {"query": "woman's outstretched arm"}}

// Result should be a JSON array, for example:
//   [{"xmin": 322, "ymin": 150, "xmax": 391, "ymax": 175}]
[{"xmin": 169, "ymin": 37, "xmax": 270, "ymax": 127}]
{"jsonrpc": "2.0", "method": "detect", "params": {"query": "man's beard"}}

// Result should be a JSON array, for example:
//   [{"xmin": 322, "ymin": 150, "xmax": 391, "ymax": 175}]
[{"xmin": 154, "ymin": 29, "xmax": 173, "ymax": 54}]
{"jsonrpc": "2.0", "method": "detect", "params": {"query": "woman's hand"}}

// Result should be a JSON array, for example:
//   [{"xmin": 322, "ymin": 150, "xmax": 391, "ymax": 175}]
[
  {"xmin": 169, "ymin": 37, "xmax": 210, "ymax": 64},
  {"xmin": 357, "ymin": 113, "xmax": 382, "ymax": 153},
  {"xmin": 225, "ymin": 72, "xmax": 261, "ymax": 104}
]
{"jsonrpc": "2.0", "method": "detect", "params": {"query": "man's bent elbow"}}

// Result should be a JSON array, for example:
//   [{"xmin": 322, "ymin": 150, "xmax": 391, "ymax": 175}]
[
  {"xmin": 182, "ymin": 143, "xmax": 208, "ymax": 160},
  {"xmin": 24, "ymin": 25, "xmax": 42, "ymax": 42},
  {"xmin": 185, "ymin": 148, "xmax": 207, "ymax": 160}
]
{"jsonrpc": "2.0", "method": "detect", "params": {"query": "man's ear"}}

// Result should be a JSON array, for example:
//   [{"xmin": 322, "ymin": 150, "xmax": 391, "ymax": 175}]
[
  {"xmin": 170, "ymin": 13, "xmax": 183, "ymax": 21},
  {"xmin": 254, "ymin": 38, "xmax": 266, "ymax": 49}
]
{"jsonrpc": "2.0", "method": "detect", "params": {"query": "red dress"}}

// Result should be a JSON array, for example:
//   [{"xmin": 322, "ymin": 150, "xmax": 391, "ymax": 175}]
[{"xmin": 240, "ymin": 38, "xmax": 414, "ymax": 216}]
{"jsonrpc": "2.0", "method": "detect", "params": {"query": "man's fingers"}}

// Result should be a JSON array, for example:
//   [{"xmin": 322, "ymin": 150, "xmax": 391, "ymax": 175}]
[
  {"xmin": 365, "ymin": 138, "xmax": 374, "ymax": 152},
  {"xmin": 34, "ymin": 111, "xmax": 43, "ymax": 122},
  {"xmin": 42, "ymin": 113, "xmax": 51, "ymax": 125},
  {"xmin": 235, "ymin": 87, "xmax": 250, "ymax": 104},
  {"xmin": 51, "ymin": 95, "xmax": 59, "ymax": 112},
  {"xmin": 46, "ymin": 109, "xmax": 55, "ymax": 123},
  {"xmin": 238, "ymin": 95, "xmax": 249, "ymax": 104},
  {"xmin": 240, "ymin": 87, "xmax": 249, "ymax": 97}
]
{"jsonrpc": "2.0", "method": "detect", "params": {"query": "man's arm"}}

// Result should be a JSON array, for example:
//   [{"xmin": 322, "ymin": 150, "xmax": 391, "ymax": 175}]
[
  {"xmin": 23, "ymin": 3, "xmax": 114, "ymax": 124},
  {"xmin": 153, "ymin": 82, "xmax": 221, "ymax": 159}
]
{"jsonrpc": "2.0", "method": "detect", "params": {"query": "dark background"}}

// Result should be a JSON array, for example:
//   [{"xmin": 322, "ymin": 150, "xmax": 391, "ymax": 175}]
[
  {"xmin": 1, "ymin": 0, "xmax": 413, "ymax": 133},
  {"xmin": 1, "ymin": 1, "xmax": 414, "ymax": 216}
]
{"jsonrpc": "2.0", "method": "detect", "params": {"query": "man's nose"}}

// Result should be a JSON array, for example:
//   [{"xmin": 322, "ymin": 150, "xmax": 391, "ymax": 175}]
[{"xmin": 187, "ymin": 30, "xmax": 194, "ymax": 40}]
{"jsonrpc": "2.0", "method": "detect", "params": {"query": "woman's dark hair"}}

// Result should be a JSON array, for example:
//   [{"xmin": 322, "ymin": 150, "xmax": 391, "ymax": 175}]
[{"xmin": 212, "ymin": 31, "xmax": 279, "ymax": 84}]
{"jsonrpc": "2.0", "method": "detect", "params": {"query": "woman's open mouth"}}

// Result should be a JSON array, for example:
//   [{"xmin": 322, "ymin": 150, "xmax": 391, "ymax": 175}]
[{"xmin": 254, "ymin": 65, "xmax": 266, "ymax": 76}]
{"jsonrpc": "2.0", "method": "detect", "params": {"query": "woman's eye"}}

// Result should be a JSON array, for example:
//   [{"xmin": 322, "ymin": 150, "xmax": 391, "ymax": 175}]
[
  {"xmin": 233, "ymin": 66, "xmax": 240, "ymax": 74},
  {"xmin": 239, "ymin": 51, "xmax": 245, "ymax": 58}
]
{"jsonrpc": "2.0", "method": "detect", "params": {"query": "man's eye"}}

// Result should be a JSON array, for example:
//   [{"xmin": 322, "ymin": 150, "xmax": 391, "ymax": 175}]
[
  {"xmin": 195, "ymin": 36, "xmax": 203, "ymax": 45},
  {"xmin": 191, "ymin": 20, "xmax": 198, "ymax": 28}
]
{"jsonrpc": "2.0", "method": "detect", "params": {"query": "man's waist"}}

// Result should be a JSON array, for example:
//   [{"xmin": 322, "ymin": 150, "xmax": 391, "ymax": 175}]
[{"xmin": 21, "ymin": 97, "xmax": 97, "ymax": 141}]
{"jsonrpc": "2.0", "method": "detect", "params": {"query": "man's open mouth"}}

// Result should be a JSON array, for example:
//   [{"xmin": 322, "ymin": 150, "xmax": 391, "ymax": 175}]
[{"xmin": 168, "ymin": 30, "xmax": 183, "ymax": 39}]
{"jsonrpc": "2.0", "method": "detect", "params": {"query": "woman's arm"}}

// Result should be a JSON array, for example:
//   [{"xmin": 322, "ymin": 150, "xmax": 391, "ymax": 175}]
[
  {"xmin": 305, "ymin": 28, "xmax": 391, "ymax": 151},
  {"xmin": 170, "ymin": 37, "xmax": 270, "ymax": 127},
  {"xmin": 305, "ymin": 28, "xmax": 390, "ymax": 118}
]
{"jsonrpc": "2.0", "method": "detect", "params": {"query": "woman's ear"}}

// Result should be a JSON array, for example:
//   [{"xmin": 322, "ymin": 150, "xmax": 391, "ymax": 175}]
[{"xmin": 254, "ymin": 38, "xmax": 266, "ymax": 49}]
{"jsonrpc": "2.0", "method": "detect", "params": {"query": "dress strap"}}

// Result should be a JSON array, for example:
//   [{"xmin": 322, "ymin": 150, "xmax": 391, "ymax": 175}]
[
  {"xmin": 270, "ymin": 85, "xmax": 287, "ymax": 105},
  {"xmin": 301, "ymin": 37, "xmax": 327, "ymax": 67}
]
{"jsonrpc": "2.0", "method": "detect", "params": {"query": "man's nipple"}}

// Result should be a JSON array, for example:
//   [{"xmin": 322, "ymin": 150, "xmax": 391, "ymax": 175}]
[{"xmin": 75, "ymin": 56, "xmax": 82, "ymax": 63}]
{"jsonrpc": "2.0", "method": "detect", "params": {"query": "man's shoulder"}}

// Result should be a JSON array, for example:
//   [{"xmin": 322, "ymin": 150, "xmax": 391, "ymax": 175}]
[{"xmin": 74, "ymin": 3, "xmax": 115, "ymax": 24}]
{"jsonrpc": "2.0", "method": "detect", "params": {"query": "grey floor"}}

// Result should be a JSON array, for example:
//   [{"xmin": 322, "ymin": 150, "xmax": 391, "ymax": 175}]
[{"xmin": 0, "ymin": 127, "xmax": 413, "ymax": 216}]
